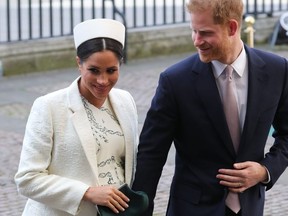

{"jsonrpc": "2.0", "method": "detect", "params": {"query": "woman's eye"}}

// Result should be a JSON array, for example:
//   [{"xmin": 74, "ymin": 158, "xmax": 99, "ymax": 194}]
[
  {"xmin": 88, "ymin": 68, "xmax": 99, "ymax": 73},
  {"xmin": 107, "ymin": 68, "xmax": 117, "ymax": 74}
]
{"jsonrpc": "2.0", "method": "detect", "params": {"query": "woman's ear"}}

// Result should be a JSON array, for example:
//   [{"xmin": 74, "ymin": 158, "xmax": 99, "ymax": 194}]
[
  {"xmin": 120, "ymin": 57, "xmax": 124, "ymax": 65},
  {"xmin": 76, "ymin": 56, "xmax": 81, "ymax": 66},
  {"xmin": 76, "ymin": 56, "xmax": 83, "ymax": 74}
]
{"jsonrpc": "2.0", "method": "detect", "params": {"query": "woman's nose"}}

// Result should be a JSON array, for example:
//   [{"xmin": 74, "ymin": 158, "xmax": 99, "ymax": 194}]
[{"xmin": 97, "ymin": 73, "xmax": 108, "ymax": 84}]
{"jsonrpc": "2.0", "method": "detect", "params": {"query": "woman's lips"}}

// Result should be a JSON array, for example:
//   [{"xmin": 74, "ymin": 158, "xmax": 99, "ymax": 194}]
[{"xmin": 93, "ymin": 84, "xmax": 109, "ymax": 92}]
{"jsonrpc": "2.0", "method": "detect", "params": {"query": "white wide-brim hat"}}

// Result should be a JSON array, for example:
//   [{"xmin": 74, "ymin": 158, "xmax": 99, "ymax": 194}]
[{"xmin": 73, "ymin": 18, "xmax": 125, "ymax": 49}]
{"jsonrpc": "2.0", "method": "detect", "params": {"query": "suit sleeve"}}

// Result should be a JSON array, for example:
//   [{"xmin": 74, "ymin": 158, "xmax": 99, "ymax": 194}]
[
  {"xmin": 261, "ymin": 57, "xmax": 288, "ymax": 190},
  {"xmin": 132, "ymin": 72, "xmax": 178, "ymax": 215}
]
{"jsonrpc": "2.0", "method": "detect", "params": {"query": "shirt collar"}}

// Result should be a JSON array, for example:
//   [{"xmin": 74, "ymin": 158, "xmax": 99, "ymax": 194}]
[{"xmin": 212, "ymin": 44, "xmax": 247, "ymax": 79}]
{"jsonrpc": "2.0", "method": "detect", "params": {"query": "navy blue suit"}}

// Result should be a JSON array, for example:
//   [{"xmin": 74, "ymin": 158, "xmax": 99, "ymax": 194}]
[{"xmin": 132, "ymin": 46, "xmax": 288, "ymax": 216}]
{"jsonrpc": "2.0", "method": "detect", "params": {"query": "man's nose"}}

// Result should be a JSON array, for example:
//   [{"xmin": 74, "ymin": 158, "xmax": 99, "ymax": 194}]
[{"xmin": 193, "ymin": 32, "xmax": 204, "ymax": 47}]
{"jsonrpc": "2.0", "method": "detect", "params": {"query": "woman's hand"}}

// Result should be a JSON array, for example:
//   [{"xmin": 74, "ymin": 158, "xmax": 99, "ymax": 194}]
[{"xmin": 83, "ymin": 185, "xmax": 130, "ymax": 213}]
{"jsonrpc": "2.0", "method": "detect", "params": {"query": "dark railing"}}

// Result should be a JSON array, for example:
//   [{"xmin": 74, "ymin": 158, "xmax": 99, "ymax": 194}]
[
  {"xmin": 0, "ymin": 0, "xmax": 288, "ymax": 43},
  {"xmin": 245, "ymin": 0, "xmax": 288, "ymax": 18}
]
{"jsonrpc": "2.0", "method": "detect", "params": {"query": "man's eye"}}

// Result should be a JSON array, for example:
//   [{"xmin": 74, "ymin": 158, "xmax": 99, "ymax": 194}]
[{"xmin": 201, "ymin": 31, "xmax": 213, "ymax": 36}]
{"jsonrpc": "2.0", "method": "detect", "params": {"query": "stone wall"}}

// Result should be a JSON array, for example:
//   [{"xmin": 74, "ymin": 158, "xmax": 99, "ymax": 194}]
[
  {"xmin": 0, "ymin": 16, "xmax": 282, "ymax": 76},
  {"xmin": 0, "ymin": 24, "xmax": 194, "ymax": 76}
]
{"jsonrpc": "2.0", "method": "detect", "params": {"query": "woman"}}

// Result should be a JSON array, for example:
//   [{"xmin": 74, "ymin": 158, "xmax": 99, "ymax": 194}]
[{"xmin": 15, "ymin": 18, "xmax": 138, "ymax": 216}]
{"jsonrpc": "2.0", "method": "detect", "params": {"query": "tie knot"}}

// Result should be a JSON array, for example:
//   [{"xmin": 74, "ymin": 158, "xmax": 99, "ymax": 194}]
[{"xmin": 224, "ymin": 65, "xmax": 234, "ymax": 80}]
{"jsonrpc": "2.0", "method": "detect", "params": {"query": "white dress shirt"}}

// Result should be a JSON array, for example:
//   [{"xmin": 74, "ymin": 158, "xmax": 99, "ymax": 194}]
[
  {"xmin": 211, "ymin": 46, "xmax": 271, "ymax": 183},
  {"xmin": 212, "ymin": 46, "xmax": 248, "ymax": 131}
]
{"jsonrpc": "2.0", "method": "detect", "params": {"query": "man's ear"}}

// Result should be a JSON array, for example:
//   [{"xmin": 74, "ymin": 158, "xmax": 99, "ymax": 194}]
[{"xmin": 228, "ymin": 19, "xmax": 239, "ymax": 36}]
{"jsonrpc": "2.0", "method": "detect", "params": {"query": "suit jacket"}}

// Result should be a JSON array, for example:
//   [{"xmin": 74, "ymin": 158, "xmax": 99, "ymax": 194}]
[
  {"xmin": 132, "ymin": 45, "xmax": 288, "ymax": 216},
  {"xmin": 15, "ymin": 77, "xmax": 138, "ymax": 216}
]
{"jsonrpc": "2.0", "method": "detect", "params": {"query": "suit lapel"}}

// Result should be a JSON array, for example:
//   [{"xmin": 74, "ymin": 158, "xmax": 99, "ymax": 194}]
[
  {"xmin": 190, "ymin": 48, "xmax": 269, "ymax": 157},
  {"xmin": 195, "ymin": 61, "xmax": 236, "ymax": 156},
  {"xmin": 239, "ymin": 47, "xmax": 268, "ymax": 154}
]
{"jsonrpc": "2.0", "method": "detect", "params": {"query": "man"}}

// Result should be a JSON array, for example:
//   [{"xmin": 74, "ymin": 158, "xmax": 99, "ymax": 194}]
[{"xmin": 132, "ymin": 0, "xmax": 288, "ymax": 215}]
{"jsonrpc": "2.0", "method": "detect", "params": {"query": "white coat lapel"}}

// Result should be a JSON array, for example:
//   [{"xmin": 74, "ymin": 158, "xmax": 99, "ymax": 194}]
[
  {"xmin": 67, "ymin": 77, "xmax": 99, "ymax": 182},
  {"xmin": 109, "ymin": 89, "xmax": 137, "ymax": 186}
]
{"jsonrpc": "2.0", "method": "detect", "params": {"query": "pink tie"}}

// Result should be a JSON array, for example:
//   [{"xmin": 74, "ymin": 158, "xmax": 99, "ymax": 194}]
[{"xmin": 221, "ymin": 65, "xmax": 241, "ymax": 213}]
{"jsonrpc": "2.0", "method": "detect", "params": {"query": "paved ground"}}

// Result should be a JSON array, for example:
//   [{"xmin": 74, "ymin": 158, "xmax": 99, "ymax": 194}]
[{"xmin": 1, "ymin": 48, "xmax": 288, "ymax": 216}]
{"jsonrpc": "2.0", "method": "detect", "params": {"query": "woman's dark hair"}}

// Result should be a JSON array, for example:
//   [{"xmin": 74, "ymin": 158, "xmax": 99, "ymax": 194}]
[{"xmin": 77, "ymin": 37, "xmax": 124, "ymax": 62}]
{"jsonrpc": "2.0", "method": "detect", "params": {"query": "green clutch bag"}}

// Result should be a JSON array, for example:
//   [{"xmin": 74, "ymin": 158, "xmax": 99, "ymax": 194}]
[{"xmin": 98, "ymin": 184, "xmax": 149, "ymax": 216}]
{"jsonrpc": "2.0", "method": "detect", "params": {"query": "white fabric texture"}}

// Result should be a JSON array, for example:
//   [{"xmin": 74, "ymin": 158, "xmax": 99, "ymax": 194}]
[{"xmin": 14, "ymin": 76, "xmax": 138, "ymax": 216}]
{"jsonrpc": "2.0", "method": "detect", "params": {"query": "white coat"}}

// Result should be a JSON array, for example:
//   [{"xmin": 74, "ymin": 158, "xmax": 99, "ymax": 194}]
[{"xmin": 15, "ymin": 77, "xmax": 138, "ymax": 216}]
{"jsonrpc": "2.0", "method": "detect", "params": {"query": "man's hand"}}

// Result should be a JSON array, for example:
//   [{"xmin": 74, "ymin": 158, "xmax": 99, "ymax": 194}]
[{"xmin": 216, "ymin": 161, "xmax": 268, "ymax": 193}]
